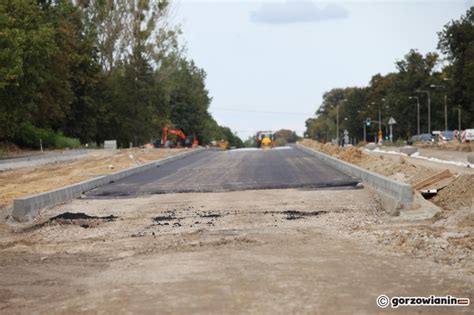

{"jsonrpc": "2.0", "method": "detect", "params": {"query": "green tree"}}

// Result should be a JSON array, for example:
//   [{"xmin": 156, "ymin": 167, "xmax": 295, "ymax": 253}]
[
  {"xmin": 438, "ymin": 6, "xmax": 474, "ymax": 129},
  {"xmin": 274, "ymin": 129, "xmax": 300, "ymax": 143},
  {"xmin": 0, "ymin": 0, "xmax": 56, "ymax": 139}
]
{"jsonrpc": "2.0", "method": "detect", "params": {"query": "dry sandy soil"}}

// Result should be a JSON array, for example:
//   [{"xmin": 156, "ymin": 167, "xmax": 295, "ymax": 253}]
[
  {"xmin": 0, "ymin": 148, "xmax": 184, "ymax": 210},
  {"xmin": 0, "ymin": 144, "xmax": 472, "ymax": 313},
  {"xmin": 299, "ymin": 140, "xmax": 474, "ymax": 278},
  {"xmin": 0, "ymin": 189, "xmax": 472, "ymax": 314}
]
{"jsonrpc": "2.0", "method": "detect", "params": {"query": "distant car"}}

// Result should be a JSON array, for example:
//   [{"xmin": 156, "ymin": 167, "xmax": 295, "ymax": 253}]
[
  {"xmin": 465, "ymin": 129, "xmax": 474, "ymax": 142},
  {"xmin": 439, "ymin": 130, "xmax": 455, "ymax": 141},
  {"xmin": 411, "ymin": 133, "xmax": 433, "ymax": 143}
]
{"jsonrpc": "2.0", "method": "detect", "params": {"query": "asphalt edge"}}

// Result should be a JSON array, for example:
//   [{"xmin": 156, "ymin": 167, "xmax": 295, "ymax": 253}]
[
  {"xmin": 295, "ymin": 143, "xmax": 414, "ymax": 214},
  {"xmin": 11, "ymin": 148, "xmax": 207, "ymax": 222}
]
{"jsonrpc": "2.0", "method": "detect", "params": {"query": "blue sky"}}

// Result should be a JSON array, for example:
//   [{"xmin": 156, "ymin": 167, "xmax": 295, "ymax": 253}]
[{"xmin": 172, "ymin": 1, "xmax": 472, "ymax": 140}]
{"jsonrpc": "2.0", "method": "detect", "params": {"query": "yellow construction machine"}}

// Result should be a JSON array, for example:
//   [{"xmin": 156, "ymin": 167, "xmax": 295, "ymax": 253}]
[{"xmin": 256, "ymin": 131, "xmax": 275, "ymax": 149}]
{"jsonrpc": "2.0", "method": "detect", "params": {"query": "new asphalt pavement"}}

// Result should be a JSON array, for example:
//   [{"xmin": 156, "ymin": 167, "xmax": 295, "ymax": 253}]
[{"xmin": 87, "ymin": 146, "xmax": 360, "ymax": 197}]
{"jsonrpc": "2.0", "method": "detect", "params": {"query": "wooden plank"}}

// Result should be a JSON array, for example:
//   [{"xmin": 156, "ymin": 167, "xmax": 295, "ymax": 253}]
[
  {"xmin": 427, "ymin": 176, "xmax": 455, "ymax": 191},
  {"xmin": 413, "ymin": 169, "xmax": 453, "ymax": 191}
]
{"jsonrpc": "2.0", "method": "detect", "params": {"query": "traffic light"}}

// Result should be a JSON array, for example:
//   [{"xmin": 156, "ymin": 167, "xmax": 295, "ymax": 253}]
[{"xmin": 366, "ymin": 118, "xmax": 371, "ymax": 126}]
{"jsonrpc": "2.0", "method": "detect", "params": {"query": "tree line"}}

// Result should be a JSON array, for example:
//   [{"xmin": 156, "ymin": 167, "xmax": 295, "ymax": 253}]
[
  {"xmin": 305, "ymin": 7, "xmax": 474, "ymax": 143},
  {"xmin": 0, "ymin": 0, "xmax": 243, "ymax": 149}
]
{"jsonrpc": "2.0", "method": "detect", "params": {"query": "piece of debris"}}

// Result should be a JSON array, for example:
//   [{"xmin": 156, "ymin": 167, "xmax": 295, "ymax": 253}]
[
  {"xmin": 282, "ymin": 210, "xmax": 327, "ymax": 220},
  {"xmin": 198, "ymin": 212, "xmax": 221, "ymax": 218},
  {"xmin": 32, "ymin": 212, "xmax": 118, "ymax": 229},
  {"xmin": 153, "ymin": 215, "xmax": 177, "ymax": 222}
]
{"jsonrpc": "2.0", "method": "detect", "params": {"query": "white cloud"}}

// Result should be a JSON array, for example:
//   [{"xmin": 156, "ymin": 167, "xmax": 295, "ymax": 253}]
[{"xmin": 250, "ymin": 0, "xmax": 348, "ymax": 24}]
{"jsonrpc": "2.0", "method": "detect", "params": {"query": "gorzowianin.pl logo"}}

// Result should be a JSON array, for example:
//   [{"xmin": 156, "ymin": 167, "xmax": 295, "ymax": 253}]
[{"xmin": 376, "ymin": 294, "xmax": 470, "ymax": 308}]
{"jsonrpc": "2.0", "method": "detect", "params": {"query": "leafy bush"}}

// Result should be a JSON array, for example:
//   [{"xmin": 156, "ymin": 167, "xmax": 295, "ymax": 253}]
[
  {"xmin": 14, "ymin": 123, "xmax": 81, "ymax": 149},
  {"xmin": 54, "ymin": 133, "xmax": 81, "ymax": 149}
]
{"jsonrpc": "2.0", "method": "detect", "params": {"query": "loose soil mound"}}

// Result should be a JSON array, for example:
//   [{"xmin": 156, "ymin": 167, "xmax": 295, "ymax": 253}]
[
  {"xmin": 299, "ymin": 139, "xmax": 473, "ymax": 211},
  {"xmin": 432, "ymin": 175, "xmax": 474, "ymax": 211},
  {"xmin": 32, "ymin": 212, "xmax": 118, "ymax": 229},
  {"xmin": 299, "ymin": 139, "xmax": 437, "ymax": 184}
]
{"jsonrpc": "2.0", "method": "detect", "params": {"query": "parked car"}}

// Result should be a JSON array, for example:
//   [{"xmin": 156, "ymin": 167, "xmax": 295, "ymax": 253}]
[
  {"xmin": 411, "ymin": 133, "xmax": 433, "ymax": 143},
  {"xmin": 439, "ymin": 130, "xmax": 455, "ymax": 141}
]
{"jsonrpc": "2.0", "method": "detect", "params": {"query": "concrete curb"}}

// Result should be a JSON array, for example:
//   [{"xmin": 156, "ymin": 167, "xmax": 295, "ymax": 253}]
[
  {"xmin": 295, "ymin": 144, "xmax": 413, "ymax": 211},
  {"xmin": 11, "ymin": 148, "xmax": 206, "ymax": 222}
]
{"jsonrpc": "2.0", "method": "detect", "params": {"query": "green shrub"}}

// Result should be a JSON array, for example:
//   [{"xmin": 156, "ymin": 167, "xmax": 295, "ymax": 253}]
[
  {"xmin": 14, "ymin": 123, "xmax": 81, "ymax": 149},
  {"xmin": 54, "ymin": 133, "xmax": 81, "ymax": 149},
  {"xmin": 14, "ymin": 123, "xmax": 41, "ymax": 148}
]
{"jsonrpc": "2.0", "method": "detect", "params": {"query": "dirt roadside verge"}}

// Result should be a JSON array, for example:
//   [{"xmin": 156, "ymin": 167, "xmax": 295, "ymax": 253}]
[
  {"xmin": 299, "ymin": 139, "xmax": 473, "ymax": 277},
  {"xmin": 0, "ymin": 189, "xmax": 472, "ymax": 313},
  {"xmin": 0, "ymin": 148, "xmax": 186, "ymax": 212}
]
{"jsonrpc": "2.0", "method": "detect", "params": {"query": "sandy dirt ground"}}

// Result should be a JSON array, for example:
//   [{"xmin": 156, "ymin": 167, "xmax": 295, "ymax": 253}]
[
  {"xmin": 0, "ymin": 148, "xmax": 185, "ymax": 211},
  {"xmin": 299, "ymin": 140, "xmax": 474, "ymax": 279},
  {"xmin": 0, "ymin": 188, "xmax": 472, "ymax": 314}
]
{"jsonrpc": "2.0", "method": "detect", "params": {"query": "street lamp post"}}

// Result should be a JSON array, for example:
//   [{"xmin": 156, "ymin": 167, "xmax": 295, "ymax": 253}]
[
  {"xmin": 416, "ymin": 90, "xmax": 431, "ymax": 133},
  {"xmin": 335, "ymin": 99, "xmax": 347, "ymax": 145},
  {"xmin": 409, "ymin": 96, "xmax": 420, "ymax": 135},
  {"xmin": 431, "ymin": 84, "xmax": 448, "ymax": 131},
  {"xmin": 457, "ymin": 105, "xmax": 462, "ymax": 131},
  {"xmin": 336, "ymin": 103, "xmax": 339, "ymax": 143},
  {"xmin": 372, "ymin": 98, "xmax": 385, "ymax": 143}
]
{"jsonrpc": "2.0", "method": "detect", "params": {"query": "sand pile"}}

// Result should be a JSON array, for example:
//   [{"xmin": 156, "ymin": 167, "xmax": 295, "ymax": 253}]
[
  {"xmin": 299, "ymin": 139, "xmax": 437, "ymax": 183},
  {"xmin": 299, "ymin": 139, "xmax": 471, "ymax": 208},
  {"xmin": 432, "ymin": 175, "xmax": 474, "ymax": 211}
]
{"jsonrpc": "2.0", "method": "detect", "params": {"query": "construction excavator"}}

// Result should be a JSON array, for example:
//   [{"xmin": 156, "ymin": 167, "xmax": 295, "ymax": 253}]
[
  {"xmin": 255, "ymin": 131, "xmax": 275, "ymax": 149},
  {"xmin": 161, "ymin": 127, "xmax": 198, "ymax": 148}
]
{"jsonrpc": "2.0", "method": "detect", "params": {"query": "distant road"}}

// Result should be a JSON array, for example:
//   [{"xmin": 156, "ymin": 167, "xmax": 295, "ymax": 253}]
[
  {"xmin": 0, "ymin": 150, "xmax": 88, "ymax": 171},
  {"xmin": 87, "ymin": 146, "xmax": 360, "ymax": 197}
]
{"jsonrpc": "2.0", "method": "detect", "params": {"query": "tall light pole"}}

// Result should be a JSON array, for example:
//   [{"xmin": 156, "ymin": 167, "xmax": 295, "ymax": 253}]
[
  {"xmin": 457, "ymin": 105, "xmax": 462, "ymax": 131},
  {"xmin": 431, "ymin": 84, "xmax": 448, "ymax": 131},
  {"xmin": 372, "ymin": 98, "xmax": 385, "ymax": 143},
  {"xmin": 371, "ymin": 98, "xmax": 385, "ymax": 133},
  {"xmin": 335, "ymin": 99, "xmax": 347, "ymax": 145},
  {"xmin": 416, "ymin": 89, "xmax": 431, "ymax": 133},
  {"xmin": 409, "ymin": 96, "xmax": 420, "ymax": 135}
]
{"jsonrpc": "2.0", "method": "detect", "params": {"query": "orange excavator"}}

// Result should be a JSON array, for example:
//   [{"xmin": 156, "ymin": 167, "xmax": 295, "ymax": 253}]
[{"xmin": 162, "ymin": 127, "xmax": 199, "ymax": 148}]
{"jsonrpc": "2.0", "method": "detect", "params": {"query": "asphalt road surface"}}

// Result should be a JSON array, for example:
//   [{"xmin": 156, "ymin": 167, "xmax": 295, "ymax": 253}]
[{"xmin": 87, "ymin": 146, "xmax": 360, "ymax": 197}]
